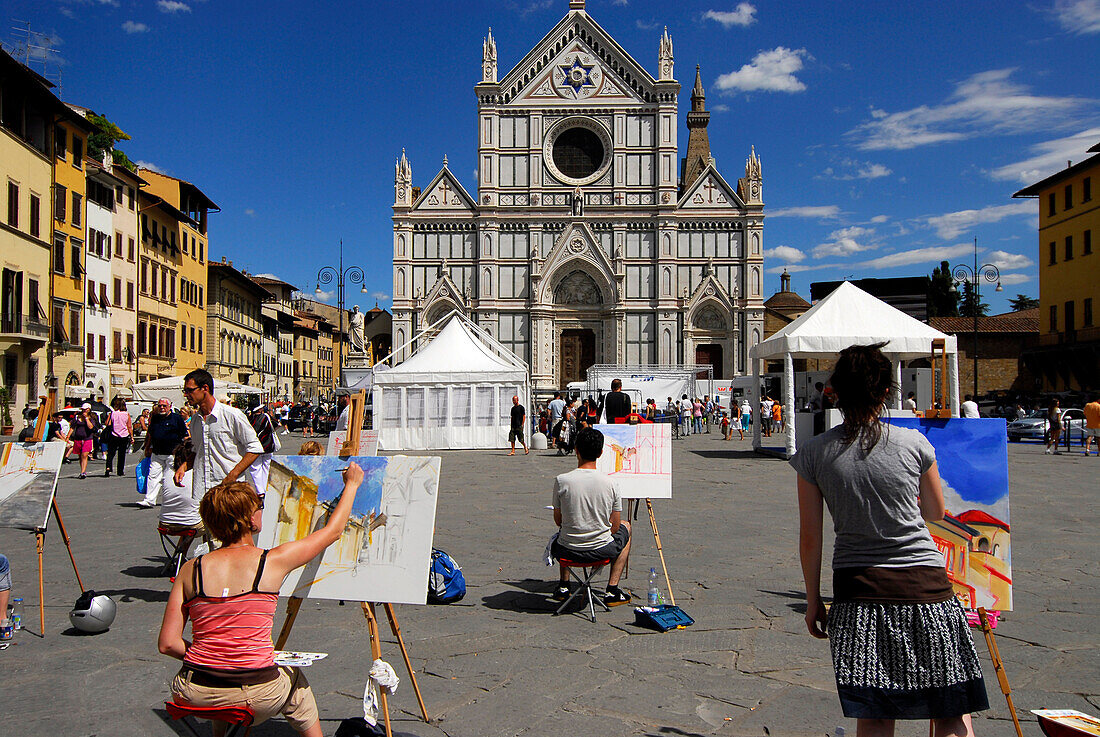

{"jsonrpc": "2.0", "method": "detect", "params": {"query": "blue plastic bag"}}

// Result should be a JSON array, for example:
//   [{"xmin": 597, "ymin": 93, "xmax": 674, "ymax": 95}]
[{"xmin": 135, "ymin": 456, "xmax": 151, "ymax": 496}]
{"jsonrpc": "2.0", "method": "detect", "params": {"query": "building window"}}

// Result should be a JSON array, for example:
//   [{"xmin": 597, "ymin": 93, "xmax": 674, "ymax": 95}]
[
  {"xmin": 54, "ymin": 185, "xmax": 66, "ymax": 222},
  {"xmin": 86, "ymin": 334, "xmax": 94, "ymax": 359},
  {"xmin": 1065, "ymin": 300, "xmax": 1076, "ymax": 333},
  {"xmin": 71, "ymin": 243, "xmax": 81, "ymax": 278},
  {"xmin": 1047, "ymin": 192, "xmax": 1056, "ymax": 216},
  {"xmin": 114, "ymin": 231, "xmax": 122, "ymax": 257},
  {"xmin": 54, "ymin": 235, "xmax": 65, "ymax": 273},
  {"xmin": 127, "ymin": 187, "xmax": 135, "ymax": 210},
  {"xmin": 140, "ymin": 261, "xmax": 147, "ymax": 293},
  {"xmin": 72, "ymin": 136, "xmax": 83, "ymax": 167},
  {"xmin": 70, "ymin": 309, "xmax": 80, "ymax": 346},
  {"xmin": 71, "ymin": 192, "xmax": 82, "ymax": 227},
  {"xmin": 127, "ymin": 332, "xmax": 134, "ymax": 357},
  {"xmin": 1085, "ymin": 298, "xmax": 1094, "ymax": 328},
  {"xmin": 1085, "ymin": 230, "xmax": 1092, "ymax": 256},
  {"xmin": 1084, "ymin": 177, "xmax": 1092, "ymax": 202},
  {"xmin": 99, "ymin": 334, "xmax": 106, "ymax": 361},
  {"xmin": 113, "ymin": 331, "xmax": 122, "ymax": 360},
  {"xmin": 1050, "ymin": 305, "xmax": 1057, "ymax": 332},
  {"xmin": 126, "ymin": 281, "xmax": 134, "ymax": 309},
  {"xmin": 190, "ymin": 326, "xmax": 195, "ymax": 350},
  {"xmin": 114, "ymin": 278, "xmax": 122, "ymax": 306},
  {"xmin": 128, "ymin": 237, "xmax": 135, "ymax": 261},
  {"xmin": 54, "ymin": 126, "xmax": 66, "ymax": 159},
  {"xmin": 29, "ymin": 194, "xmax": 40, "ymax": 238},
  {"xmin": 1049, "ymin": 241, "xmax": 1057, "ymax": 265},
  {"xmin": 1065, "ymin": 235, "xmax": 1073, "ymax": 261},
  {"xmin": 6, "ymin": 181, "xmax": 19, "ymax": 228},
  {"xmin": 1065, "ymin": 184, "xmax": 1073, "ymax": 209},
  {"xmin": 198, "ymin": 327, "xmax": 203, "ymax": 348},
  {"xmin": 137, "ymin": 322, "xmax": 146, "ymax": 353}
]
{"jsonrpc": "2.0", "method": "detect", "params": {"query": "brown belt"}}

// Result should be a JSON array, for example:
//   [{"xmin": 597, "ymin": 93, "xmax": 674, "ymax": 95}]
[{"xmin": 180, "ymin": 664, "xmax": 280, "ymax": 687}]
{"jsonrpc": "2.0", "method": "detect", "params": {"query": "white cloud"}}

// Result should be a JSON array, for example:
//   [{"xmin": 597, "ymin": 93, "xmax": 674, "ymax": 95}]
[
  {"xmin": 870, "ymin": 215, "xmax": 890, "ymax": 223},
  {"xmin": 1053, "ymin": 0, "xmax": 1100, "ymax": 33},
  {"xmin": 135, "ymin": 160, "xmax": 167, "ymax": 174},
  {"xmin": 767, "ymin": 205, "xmax": 840, "ymax": 219},
  {"xmin": 244, "ymin": 208, "xmax": 255, "ymax": 217},
  {"xmin": 765, "ymin": 245, "xmax": 805, "ymax": 263},
  {"xmin": 996, "ymin": 273, "xmax": 1032, "ymax": 285},
  {"xmin": 121, "ymin": 21, "xmax": 149, "ymax": 33},
  {"xmin": 611, "ymin": 0, "xmax": 629, "ymax": 5},
  {"xmin": 849, "ymin": 69, "xmax": 1094, "ymax": 151},
  {"xmin": 712, "ymin": 103, "xmax": 730, "ymax": 112},
  {"xmin": 157, "ymin": 0, "xmax": 191, "ymax": 12},
  {"xmin": 704, "ymin": 4, "xmax": 757, "ymax": 28},
  {"xmin": 813, "ymin": 230, "xmax": 875, "ymax": 258},
  {"xmin": 855, "ymin": 163, "xmax": 892, "ymax": 179},
  {"xmin": 987, "ymin": 250, "xmax": 1033, "ymax": 269},
  {"xmin": 820, "ymin": 159, "xmax": 893, "ymax": 181},
  {"xmin": 371, "ymin": 292, "xmax": 391, "ymax": 301},
  {"xmin": 636, "ymin": 19, "xmax": 660, "ymax": 31},
  {"xmin": 767, "ymin": 262, "xmax": 841, "ymax": 274},
  {"xmin": 989, "ymin": 127, "xmax": 1100, "ymax": 183},
  {"xmin": 924, "ymin": 201, "xmax": 1035, "ymax": 239},
  {"xmin": 861, "ymin": 243, "xmax": 972, "ymax": 269},
  {"xmin": 715, "ymin": 47, "xmax": 810, "ymax": 94}
]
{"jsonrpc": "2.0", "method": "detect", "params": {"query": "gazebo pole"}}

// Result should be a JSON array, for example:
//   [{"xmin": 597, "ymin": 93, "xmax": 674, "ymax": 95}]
[
  {"xmin": 892, "ymin": 359, "xmax": 903, "ymax": 410},
  {"xmin": 784, "ymin": 352, "xmax": 796, "ymax": 458},
  {"xmin": 947, "ymin": 347, "xmax": 961, "ymax": 417},
  {"xmin": 752, "ymin": 353, "xmax": 762, "ymax": 451}
]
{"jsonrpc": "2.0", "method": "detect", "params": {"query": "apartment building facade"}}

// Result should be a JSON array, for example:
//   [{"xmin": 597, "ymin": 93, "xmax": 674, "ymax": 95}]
[
  {"xmin": 136, "ymin": 190, "xmax": 185, "ymax": 381},
  {"xmin": 108, "ymin": 164, "xmax": 142, "ymax": 395},
  {"xmin": 206, "ymin": 259, "xmax": 271, "ymax": 390}
]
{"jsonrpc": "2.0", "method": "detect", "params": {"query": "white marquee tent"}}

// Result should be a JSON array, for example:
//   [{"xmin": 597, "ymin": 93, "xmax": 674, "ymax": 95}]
[
  {"xmin": 371, "ymin": 312, "xmax": 530, "ymax": 451},
  {"xmin": 749, "ymin": 281, "xmax": 959, "ymax": 458},
  {"xmin": 131, "ymin": 376, "xmax": 263, "ymax": 408}
]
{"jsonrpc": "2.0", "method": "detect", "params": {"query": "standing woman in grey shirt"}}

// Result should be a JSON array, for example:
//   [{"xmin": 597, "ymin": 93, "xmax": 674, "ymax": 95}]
[{"xmin": 791, "ymin": 343, "xmax": 988, "ymax": 736}]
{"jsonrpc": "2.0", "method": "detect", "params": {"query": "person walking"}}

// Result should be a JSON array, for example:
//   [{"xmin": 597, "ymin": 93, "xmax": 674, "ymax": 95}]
[
  {"xmin": 680, "ymin": 395, "xmax": 693, "ymax": 436},
  {"xmin": 692, "ymin": 398, "xmax": 704, "ymax": 435},
  {"xmin": 70, "ymin": 403, "xmax": 97, "ymax": 479},
  {"xmin": 732, "ymin": 400, "xmax": 744, "ymax": 440},
  {"xmin": 104, "ymin": 397, "xmax": 133, "ymax": 478},
  {"xmin": 792, "ymin": 343, "xmax": 987, "ymax": 736},
  {"xmin": 772, "ymin": 398, "xmax": 784, "ymax": 434},
  {"xmin": 248, "ymin": 401, "xmax": 280, "ymax": 494},
  {"xmin": 140, "ymin": 399, "xmax": 190, "ymax": 508},
  {"xmin": 508, "ymin": 395, "xmax": 529, "ymax": 456},
  {"xmin": 740, "ymin": 398, "xmax": 752, "ymax": 437},
  {"xmin": 1084, "ymin": 394, "xmax": 1100, "ymax": 457},
  {"xmin": 1044, "ymin": 398, "xmax": 1062, "ymax": 455}
]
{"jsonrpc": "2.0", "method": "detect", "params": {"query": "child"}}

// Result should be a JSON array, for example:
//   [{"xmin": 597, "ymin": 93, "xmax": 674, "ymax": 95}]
[{"xmin": 721, "ymin": 412, "xmax": 731, "ymax": 440}]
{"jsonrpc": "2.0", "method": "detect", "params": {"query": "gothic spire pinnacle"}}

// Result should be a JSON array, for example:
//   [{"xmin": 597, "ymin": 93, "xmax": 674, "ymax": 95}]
[
  {"xmin": 658, "ymin": 27, "xmax": 674, "ymax": 81},
  {"xmin": 569, "ymin": 0, "xmax": 586, "ymax": 11},
  {"xmin": 482, "ymin": 28, "xmax": 497, "ymax": 83},
  {"xmin": 693, "ymin": 65, "xmax": 705, "ymax": 102},
  {"xmin": 442, "ymin": 153, "xmax": 449, "ymax": 168}
]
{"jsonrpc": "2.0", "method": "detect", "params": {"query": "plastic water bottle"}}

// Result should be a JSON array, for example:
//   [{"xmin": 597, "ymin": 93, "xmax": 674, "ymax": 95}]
[
  {"xmin": 647, "ymin": 568, "xmax": 660, "ymax": 606},
  {"xmin": 11, "ymin": 598, "xmax": 23, "ymax": 631},
  {"xmin": 834, "ymin": 727, "xmax": 846, "ymax": 737}
]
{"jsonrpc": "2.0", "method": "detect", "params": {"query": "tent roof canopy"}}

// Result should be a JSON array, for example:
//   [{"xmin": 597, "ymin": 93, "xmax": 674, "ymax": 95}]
[
  {"xmin": 131, "ymin": 376, "xmax": 263, "ymax": 403},
  {"xmin": 751, "ymin": 281, "xmax": 956, "ymax": 361},
  {"xmin": 374, "ymin": 312, "xmax": 528, "ymax": 385}
]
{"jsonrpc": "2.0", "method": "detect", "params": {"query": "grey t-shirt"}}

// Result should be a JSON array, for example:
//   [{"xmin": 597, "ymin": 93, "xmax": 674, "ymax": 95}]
[
  {"xmin": 552, "ymin": 467, "xmax": 622, "ymax": 551},
  {"xmin": 790, "ymin": 425, "xmax": 945, "ymax": 570}
]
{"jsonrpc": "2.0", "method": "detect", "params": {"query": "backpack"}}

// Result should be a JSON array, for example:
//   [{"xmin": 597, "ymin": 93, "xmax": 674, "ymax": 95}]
[{"xmin": 427, "ymin": 548, "xmax": 465, "ymax": 604}]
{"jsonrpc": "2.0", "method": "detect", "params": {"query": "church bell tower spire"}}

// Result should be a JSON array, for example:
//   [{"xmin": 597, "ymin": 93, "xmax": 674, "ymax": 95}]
[{"xmin": 679, "ymin": 65, "xmax": 713, "ymax": 194}]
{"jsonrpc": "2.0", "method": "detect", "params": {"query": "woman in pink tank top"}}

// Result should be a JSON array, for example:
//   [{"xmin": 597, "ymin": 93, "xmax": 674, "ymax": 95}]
[
  {"xmin": 159, "ymin": 464, "xmax": 365, "ymax": 736},
  {"xmin": 103, "ymin": 396, "xmax": 133, "ymax": 478}
]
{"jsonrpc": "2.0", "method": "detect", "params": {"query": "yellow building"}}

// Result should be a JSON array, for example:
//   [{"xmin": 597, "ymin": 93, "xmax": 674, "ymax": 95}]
[
  {"xmin": 1, "ymin": 51, "xmax": 66, "ymax": 417},
  {"xmin": 136, "ymin": 190, "xmax": 185, "ymax": 381},
  {"xmin": 292, "ymin": 312, "xmax": 320, "ymax": 401},
  {"xmin": 207, "ymin": 259, "xmax": 272, "ymax": 389},
  {"xmin": 140, "ymin": 169, "xmax": 218, "ymax": 376},
  {"xmin": 1014, "ymin": 144, "xmax": 1100, "ymax": 391},
  {"xmin": 52, "ymin": 111, "xmax": 95, "ymax": 403}
]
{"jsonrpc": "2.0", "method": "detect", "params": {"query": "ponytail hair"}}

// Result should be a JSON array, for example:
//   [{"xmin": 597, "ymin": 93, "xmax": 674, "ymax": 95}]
[{"xmin": 829, "ymin": 342, "xmax": 895, "ymax": 453}]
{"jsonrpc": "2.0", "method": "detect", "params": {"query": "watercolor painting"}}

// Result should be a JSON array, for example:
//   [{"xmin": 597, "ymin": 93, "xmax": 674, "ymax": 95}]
[
  {"xmin": 0, "ymin": 442, "xmax": 66, "ymax": 531},
  {"xmin": 592, "ymin": 423, "xmax": 672, "ymax": 499},
  {"xmin": 886, "ymin": 417, "xmax": 1012, "ymax": 610},
  {"xmin": 325, "ymin": 429, "xmax": 379, "ymax": 457},
  {"xmin": 257, "ymin": 454, "xmax": 440, "ymax": 604}
]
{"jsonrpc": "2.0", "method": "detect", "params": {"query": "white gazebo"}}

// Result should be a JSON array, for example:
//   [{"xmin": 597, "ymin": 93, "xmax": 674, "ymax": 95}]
[
  {"xmin": 749, "ymin": 281, "xmax": 959, "ymax": 458},
  {"xmin": 130, "ymin": 376, "xmax": 263, "ymax": 408},
  {"xmin": 371, "ymin": 311, "xmax": 531, "ymax": 451}
]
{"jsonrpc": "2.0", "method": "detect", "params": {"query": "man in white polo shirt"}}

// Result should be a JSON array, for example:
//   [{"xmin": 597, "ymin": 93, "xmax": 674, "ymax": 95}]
[{"xmin": 173, "ymin": 368, "xmax": 264, "ymax": 499}]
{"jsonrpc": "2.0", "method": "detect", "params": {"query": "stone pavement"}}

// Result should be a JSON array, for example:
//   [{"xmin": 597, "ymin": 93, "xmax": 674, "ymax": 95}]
[{"xmin": 0, "ymin": 429, "xmax": 1097, "ymax": 736}]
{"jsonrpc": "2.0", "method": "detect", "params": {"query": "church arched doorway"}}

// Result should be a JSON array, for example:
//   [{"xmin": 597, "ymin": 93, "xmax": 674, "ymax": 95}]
[{"xmin": 560, "ymin": 329, "xmax": 596, "ymax": 386}]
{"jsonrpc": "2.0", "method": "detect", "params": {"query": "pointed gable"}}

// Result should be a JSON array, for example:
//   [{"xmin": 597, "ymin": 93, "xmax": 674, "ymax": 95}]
[
  {"xmin": 678, "ymin": 165, "xmax": 744, "ymax": 211},
  {"xmin": 536, "ymin": 222, "xmax": 619, "ymax": 304},
  {"xmin": 412, "ymin": 167, "xmax": 477, "ymax": 212},
  {"xmin": 500, "ymin": 11, "xmax": 659, "ymax": 107}
]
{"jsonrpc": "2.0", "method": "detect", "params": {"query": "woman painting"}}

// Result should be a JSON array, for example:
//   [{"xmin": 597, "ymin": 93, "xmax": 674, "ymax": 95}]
[
  {"xmin": 792, "ymin": 344, "xmax": 987, "ymax": 736},
  {"xmin": 104, "ymin": 397, "xmax": 133, "ymax": 477},
  {"xmin": 158, "ymin": 464, "xmax": 365, "ymax": 736}
]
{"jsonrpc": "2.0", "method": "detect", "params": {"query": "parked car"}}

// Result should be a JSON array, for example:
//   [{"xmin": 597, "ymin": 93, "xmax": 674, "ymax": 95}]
[
  {"xmin": 312, "ymin": 405, "xmax": 338, "ymax": 434},
  {"xmin": 285, "ymin": 404, "xmax": 316, "ymax": 432},
  {"xmin": 1006, "ymin": 409, "xmax": 1086, "ymax": 442}
]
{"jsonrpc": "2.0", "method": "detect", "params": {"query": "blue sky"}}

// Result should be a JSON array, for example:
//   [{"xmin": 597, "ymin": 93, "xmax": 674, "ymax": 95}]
[{"xmin": 8, "ymin": 0, "xmax": 1099, "ymax": 314}]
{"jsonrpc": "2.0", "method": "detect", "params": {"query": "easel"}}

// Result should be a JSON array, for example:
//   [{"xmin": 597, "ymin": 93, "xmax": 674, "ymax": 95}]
[
  {"xmin": 25, "ymin": 396, "xmax": 86, "ymax": 635},
  {"xmin": 272, "ymin": 389, "xmax": 429, "ymax": 737},
  {"xmin": 925, "ymin": 339, "xmax": 952, "ymax": 418},
  {"xmin": 628, "ymin": 498, "xmax": 675, "ymax": 606}
]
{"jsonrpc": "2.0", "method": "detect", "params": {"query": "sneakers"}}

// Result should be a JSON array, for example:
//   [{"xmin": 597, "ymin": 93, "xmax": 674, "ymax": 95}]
[
  {"xmin": 552, "ymin": 585, "xmax": 570, "ymax": 601},
  {"xmin": 78, "ymin": 473, "xmax": 87, "ymax": 480},
  {"xmin": 137, "ymin": 499, "xmax": 156, "ymax": 508},
  {"xmin": 603, "ymin": 588, "xmax": 631, "ymax": 607}
]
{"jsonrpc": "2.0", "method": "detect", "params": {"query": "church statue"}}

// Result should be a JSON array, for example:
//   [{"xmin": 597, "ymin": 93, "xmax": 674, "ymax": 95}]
[{"xmin": 349, "ymin": 306, "xmax": 366, "ymax": 354}]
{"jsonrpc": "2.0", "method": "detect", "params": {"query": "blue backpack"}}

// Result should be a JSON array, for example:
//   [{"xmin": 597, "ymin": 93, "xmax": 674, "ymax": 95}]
[{"xmin": 427, "ymin": 549, "xmax": 466, "ymax": 604}]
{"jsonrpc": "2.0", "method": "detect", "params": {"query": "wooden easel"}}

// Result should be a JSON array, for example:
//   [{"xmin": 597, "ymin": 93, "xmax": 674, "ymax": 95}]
[
  {"xmin": 25, "ymin": 396, "xmax": 86, "ymax": 635},
  {"xmin": 628, "ymin": 498, "xmax": 675, "ymax": 606},
  {"xmin": 926, "ymin": 339, "xmax": 952, "ymax": 418},
  {"xmin": 272, "ymin": 389, "xmax": 429, "ymax": 737}
]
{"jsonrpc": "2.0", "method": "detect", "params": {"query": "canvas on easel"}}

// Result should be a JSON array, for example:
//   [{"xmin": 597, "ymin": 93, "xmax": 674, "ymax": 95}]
[
  {"xmin": 592, "ymin": 423, "xmax": 672, "ymax": 499},
  {"xmin": 0, "ymin": 441, "xmax": 66, "ymax": 531},
  {"xmin": 325, "ymin": 429, "xmax": 379, "ymax": 457}
]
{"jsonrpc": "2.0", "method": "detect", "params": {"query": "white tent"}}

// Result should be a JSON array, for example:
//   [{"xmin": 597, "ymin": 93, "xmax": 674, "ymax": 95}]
[
  {"xmin": 372, "ymin": 312, "xmax": 530, "ymax": 450},
  {"xmin": 749, "ymin": 281, "xmax": 959, "ymax": 458},
  {"xmin": 131, "ymin": 376, "xmax": 263, "ymax": 408}
]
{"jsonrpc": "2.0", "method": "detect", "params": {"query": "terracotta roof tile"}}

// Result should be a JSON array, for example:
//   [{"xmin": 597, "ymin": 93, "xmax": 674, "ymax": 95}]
[{"xmin": 928, "ymin": 312, "xmax": 1039, "ymax": 334}]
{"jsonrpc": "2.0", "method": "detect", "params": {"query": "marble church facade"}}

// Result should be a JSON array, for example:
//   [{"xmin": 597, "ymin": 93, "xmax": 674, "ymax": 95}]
[{"xmin": 391, "ymin": 0, "xmax": 765, "ymax": 391}]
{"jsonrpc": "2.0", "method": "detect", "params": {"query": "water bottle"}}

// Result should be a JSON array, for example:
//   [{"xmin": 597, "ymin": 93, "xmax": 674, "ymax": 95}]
[
  {"xmin": 11, "ymin": 597, "xmax": 24, "ymax": 631},
  {"xmin": 647, "ymin": 568, "xmax": 660, "ymax": 606},
  {"xmin": 834, "ymin": 727, "xmax": 846, "ymax": 737}
]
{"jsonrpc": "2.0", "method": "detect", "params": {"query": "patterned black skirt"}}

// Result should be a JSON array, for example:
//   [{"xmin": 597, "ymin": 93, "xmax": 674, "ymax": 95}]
[{"xmin": 828, "ymin": 598, "xmax": 990, "ymax": 720}]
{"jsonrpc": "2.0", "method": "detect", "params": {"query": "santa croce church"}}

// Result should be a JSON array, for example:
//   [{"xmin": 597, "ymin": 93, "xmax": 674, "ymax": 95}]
[{"xmin": 391, "ymin": 0, "xmax": 765, "ymax": 392}]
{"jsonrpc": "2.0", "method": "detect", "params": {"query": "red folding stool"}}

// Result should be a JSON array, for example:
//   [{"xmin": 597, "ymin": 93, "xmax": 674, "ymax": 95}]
[
  {"xmin": 158, "ymin": 525, "xmax": 198, "ymax": 578},
  {"xmin": 554, "ymin": 557, "xmax": 612, "ymax": 622},
  {"xmin": 165, "ymin": 702, "xmax": 254, "ymax": 737}
]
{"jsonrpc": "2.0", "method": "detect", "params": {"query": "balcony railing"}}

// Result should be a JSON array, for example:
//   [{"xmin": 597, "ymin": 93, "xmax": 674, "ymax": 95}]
[
  {"xmin": 1039, "ymin": 326, "xmax": 1100, "ymax": 346},
  {"xmin": 1, "ymin": 313, "xmax": 50, "ymax": 339}
]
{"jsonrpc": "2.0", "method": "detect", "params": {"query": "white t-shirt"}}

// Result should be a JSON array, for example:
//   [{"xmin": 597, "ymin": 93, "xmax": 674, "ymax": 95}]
[
  {"xmin": 552, "ymin": 467, "xmax": 621, "ymax": 551},
  {"xmin": 160, "ymin": 469, "xmax": 200, "ymax": 526},
  {"xmin": 961, "ymin": 400, "xmax": 980, "ymax": 418}
]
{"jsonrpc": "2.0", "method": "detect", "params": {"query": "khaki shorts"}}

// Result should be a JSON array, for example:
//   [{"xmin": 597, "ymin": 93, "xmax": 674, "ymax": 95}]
[{"xmin": 171, "ymin": 665, "xmax": 318, "ymax": 731}]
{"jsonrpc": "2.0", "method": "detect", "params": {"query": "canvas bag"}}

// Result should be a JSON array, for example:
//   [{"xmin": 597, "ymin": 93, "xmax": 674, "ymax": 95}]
[
  {"xmin": 427, "ymin": 549, "xmax": 466, "ymax": 604},
  {"xmin": 135, "ymin": 456, "xmax": 151, "ymax": 496}
]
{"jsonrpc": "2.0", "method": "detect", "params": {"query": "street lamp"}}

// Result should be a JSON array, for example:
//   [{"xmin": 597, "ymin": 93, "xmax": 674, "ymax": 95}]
[
  {"xmin": 315, "ymin": 239, "xmax": 368, "ymax": 388},
  {"xmin": 949, "ymin": 237, "xmax": 1003, "ymax": 399}
]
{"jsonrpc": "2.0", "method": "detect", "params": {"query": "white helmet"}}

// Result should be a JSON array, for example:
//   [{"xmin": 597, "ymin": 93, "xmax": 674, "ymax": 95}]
[{"xmin": 69, "ymin": 591, "xmax": 117, "ymax": 633}]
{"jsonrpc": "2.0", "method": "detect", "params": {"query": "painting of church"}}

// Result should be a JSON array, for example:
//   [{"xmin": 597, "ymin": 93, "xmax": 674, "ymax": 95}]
[{"xmin": 391, "ymin": 0, "xmax": 766, "ymax": 391}]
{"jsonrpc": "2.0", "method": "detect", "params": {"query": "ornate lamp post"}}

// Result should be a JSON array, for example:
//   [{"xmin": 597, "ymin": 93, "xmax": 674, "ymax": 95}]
[
  {"xmin": 950, "ymin": 237, "xmax": 1002, "ymax": 399},
  {"xmin": 315, "ymin": 239, "xmax": 367, "ymax": 388}
]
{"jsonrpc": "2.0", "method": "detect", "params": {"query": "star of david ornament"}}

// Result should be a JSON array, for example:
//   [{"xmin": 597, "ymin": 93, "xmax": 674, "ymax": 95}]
[{"xmin": 555, "ymin": 55, "xmax": 600, "ymax": 98}]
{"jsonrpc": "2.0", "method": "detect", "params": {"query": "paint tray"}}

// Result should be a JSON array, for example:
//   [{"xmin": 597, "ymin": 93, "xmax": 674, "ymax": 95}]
[{"xmin": 634, "ymin": 604, "xmax": 694, "ymax": 632}]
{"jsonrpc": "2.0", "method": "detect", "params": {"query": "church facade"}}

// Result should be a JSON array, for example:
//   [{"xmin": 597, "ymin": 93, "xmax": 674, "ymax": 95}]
[{"xmin": 391, "ymin": 0, "xmax": 765, "ymax": 392}]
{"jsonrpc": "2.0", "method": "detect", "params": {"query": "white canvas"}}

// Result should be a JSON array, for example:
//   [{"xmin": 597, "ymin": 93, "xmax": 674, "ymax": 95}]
[
  {"xmin": 0, "ymin": 442, "xmax": 66, "ymax": 531},
  {"xmin": 592, "ymin": 423, "xmax": 672, "ymax": 499},
  {"xmin": 325, "ymin": 430, "xmax": 379, "ymax": 457},
  {"xmin": 257, "ymin": 455, "xmax": 440, "ymax": 605}
]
